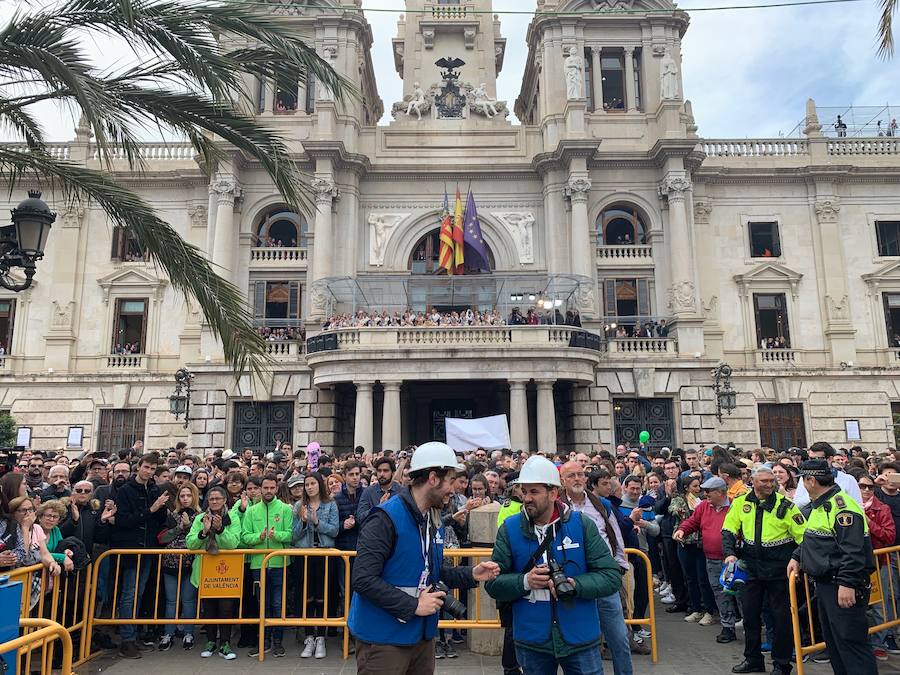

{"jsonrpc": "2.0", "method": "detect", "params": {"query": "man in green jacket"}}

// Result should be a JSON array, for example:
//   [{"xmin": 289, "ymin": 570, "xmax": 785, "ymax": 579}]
[
  {"xmin": 485, "ymin": 456, "xmax": 622, "ymax": 674},
  {"xmin": 240, "ymin": 474, "xmax": 293, "ymax": 657}
]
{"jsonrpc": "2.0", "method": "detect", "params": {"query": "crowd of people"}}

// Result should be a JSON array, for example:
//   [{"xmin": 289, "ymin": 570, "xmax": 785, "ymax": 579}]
[
  {"xmin": 255, "ymin": 235, "xmax": 298, "ymax": 248},
  {"xmin": 256, "ymin": 326, "xmax": 304, "ymax": 341},
  {"xmin": 110, "ymin": 342, "xmax": 141, "ymax": 355},
  {"xmin": 320, "ymin": 307, "xmax": 589, "ymax": 331},
  {"xmin": 2, "ymin": 438, "xmax": 898, "ymax": 674}
]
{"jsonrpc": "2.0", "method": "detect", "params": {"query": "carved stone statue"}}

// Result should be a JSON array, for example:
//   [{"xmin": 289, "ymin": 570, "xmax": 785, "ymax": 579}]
[
  {"xmin": 51, "ymin": 300, "xmax": 74, "ymax": 328},
  {"xmin": 367, "ymin": 213, "xmax": 408, "ymax": 267},
  {"xmin": 564, "ymin": 47, "xmax": 584, "ymax": 100},
  {"xmin": 667, "ymin": 280, "xmax": 696, "ymax": 313},
  {"xmin": 406, "ymin": 82, "xmax": 427, "ymax": 120},
  {"xmin": 660, "ymin": 49, "xmax": 680, "ymax": 100},
  {"xmin": 495, "ymin": 212, "xmax": 535, "ymax": 264},
  {"xmin": 470, "ymin": 83, "xmax": 499, "ymax": 118}
]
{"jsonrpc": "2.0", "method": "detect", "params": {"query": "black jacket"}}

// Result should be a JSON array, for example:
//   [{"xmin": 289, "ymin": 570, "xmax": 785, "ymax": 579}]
[
  {"xmin": 333, "ymin": 485, "xmax": 361, "ymax": 550},
  {"xmin": 60, "ymin": 502, "xmax": 109, "ymax": 553},
  {"xmin": 39, "ymin": 485, "xmax": 71, "ymax": 503},
  {"xmin": 110, "ymin": 477, "xmax": 167, "ymax": 549},
  {"xmin": 351, "ymin": 488, "xmax": 477, "ymax": 622}
]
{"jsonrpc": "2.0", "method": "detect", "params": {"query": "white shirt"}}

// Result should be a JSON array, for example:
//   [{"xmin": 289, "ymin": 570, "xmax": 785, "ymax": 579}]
[{"xmin": 793, "ymin": 469, "xmax": 863, "ymax": 507}]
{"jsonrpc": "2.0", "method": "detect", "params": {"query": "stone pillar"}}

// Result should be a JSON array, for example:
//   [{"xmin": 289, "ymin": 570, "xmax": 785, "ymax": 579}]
[
  {"xmin": 509, "ymin": 380, "xmax": 529, "ymax": 451},
  {"xmin": 381, "ymin": 381, "xmax": 402, "ymax": 451},
  {"xmin": 467, "ymin": 501, "xmax": 503, "ymax": 656},
  {"xmin": 660, "ymin": 173, "xmax": 704, "ymax": 354},
  {"xmin": 624, "ymin": 47, "xmax": 636, "ymax": 111},
  {"xmin": 309, "ymin": 174, "xmax": 339, "ymax": 318},
  {"xmin": 264, "ymin": 78, "xmax": 275, "ymax": 113},
  {"xmin": 566, "ymin": 174, "xmax": 595, "ymax": 315},
  {"xmin": 536, "ymin": 380, "xmax": 558, "ymax": 453},
  {"xmin": 210, "ymin": 174, "xmax": 241, "ymax": 282},
  {"xmin": 591, "ymin": 48, "xmax": 604, "ymax": 113},
  {"xmin": 353, "ymin": 382, "xmax": 374, "ymax": 453}
]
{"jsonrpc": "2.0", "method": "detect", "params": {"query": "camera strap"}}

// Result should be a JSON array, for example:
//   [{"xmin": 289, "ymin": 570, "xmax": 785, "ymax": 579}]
[{"xmin": 520, "ymin": 522, "xmax": 556, "ymax": 576}]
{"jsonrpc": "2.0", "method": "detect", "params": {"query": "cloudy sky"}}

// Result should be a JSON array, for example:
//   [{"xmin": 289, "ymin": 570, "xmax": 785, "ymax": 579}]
[{"xmin": 8, "ymin": 0, "xmax": 900, "ymax": 140}]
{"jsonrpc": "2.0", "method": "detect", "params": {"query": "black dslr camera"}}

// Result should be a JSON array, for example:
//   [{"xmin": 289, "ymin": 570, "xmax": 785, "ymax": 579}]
[
  {"xmin": 430, "ymin": 581, "xmax": 467, "ymax": 620},
  {"xmin": 547, "ymin": 558, "xmax": 577, "ymax": 603}
]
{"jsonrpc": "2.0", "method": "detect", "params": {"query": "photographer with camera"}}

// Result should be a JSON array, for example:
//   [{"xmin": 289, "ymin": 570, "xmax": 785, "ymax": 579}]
[
  {"xmin": 348, "ymin": 441, "xmax": 499, "ymax": 674},
  {"xmin": 485, "ymin": 456, "xmax": 622, "ymax": 675}
]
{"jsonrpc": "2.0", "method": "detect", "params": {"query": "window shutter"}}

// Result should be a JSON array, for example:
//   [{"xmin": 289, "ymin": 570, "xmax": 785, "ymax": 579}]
[
  {"xmin": 111, "ymin": 226, "xmax": 124, "ymax": 260},
  {"xmin": 637, "ymin": 279, "xmax": 650, "ymax": 317},
  {"xmin": 254, "ymin": 282, "xmax": 266, "ymax": 320},
  {"xmin": 6, "ymin": 300, "xmax": 15, "ymax": 351},
  {"xmin": 778, "ymin": 294, "xmax": 791, "ymax": 345},
  {"xmin": 289, "ymin": 282, "xmax": 300, "ymax": 320},
  {"xmin": 305, "ymin": 74, "xmax": 316, "ymax": 113},
  {"xmin": 752, "ymin": 294, "xmax": 762, "ymax": 346},
  {"xmin": 140, "ymin": 300, "xmax": 148, "ymax": 353},
  {"xmin": 604, "ymin": 280, "xmax": 617, "ymax": 317}
]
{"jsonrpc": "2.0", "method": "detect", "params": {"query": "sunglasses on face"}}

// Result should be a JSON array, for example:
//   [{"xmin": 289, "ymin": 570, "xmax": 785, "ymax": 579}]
[
  {"xmin": 74, "ymin": 488, "xmax": 92, "ymax": 494},
  {"xmin": 859, "ymin": 484, "xmax": 875, "ymax": 491}
]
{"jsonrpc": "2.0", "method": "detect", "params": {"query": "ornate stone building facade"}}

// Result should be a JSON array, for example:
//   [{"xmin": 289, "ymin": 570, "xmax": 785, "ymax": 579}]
[{"xmin": 2, "ymin": 0, "xmax": 900, "ymax": 454}]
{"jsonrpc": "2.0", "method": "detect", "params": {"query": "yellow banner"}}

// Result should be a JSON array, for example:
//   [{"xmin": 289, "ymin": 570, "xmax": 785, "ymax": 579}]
[{"xmin": 199, "ymin": 553, "xmax": 244, "ymax": 598}]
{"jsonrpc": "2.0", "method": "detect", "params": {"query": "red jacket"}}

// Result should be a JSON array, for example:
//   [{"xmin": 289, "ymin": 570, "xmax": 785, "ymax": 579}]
[
  {"xmin": 676, "ymin": 498, "xmax": 730, "ymax": 560},
  {"xmin": 864, "ymin": 496, "xmax": 896, "ymax": 554}
]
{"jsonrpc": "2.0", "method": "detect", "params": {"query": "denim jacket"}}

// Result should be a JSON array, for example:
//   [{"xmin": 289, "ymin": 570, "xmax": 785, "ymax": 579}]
[{"xmin": 292, "ymin": 500, "xmax": 339, "ymax": 548}]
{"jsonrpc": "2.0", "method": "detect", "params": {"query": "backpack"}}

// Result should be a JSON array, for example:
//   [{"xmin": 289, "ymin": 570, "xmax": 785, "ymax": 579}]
[{"xmin": 55, "ymin": 536, "xmax": 90, "ymax": 571}]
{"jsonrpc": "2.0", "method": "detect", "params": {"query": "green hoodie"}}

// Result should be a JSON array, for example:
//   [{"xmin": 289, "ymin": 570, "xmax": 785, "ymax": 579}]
[
  {"xmin": 239, "ymin": 497, "xmax": 293, "ymax": 569},
  {"xmin": 185, "ymin": 509, "xmax": 242, "ymax": 588}
]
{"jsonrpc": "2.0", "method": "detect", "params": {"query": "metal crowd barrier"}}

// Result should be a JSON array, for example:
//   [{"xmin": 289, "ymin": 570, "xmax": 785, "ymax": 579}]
[
  {"xmin": 12, "ymin": 544, "xmax": 659, "ymax": 665},
  {"xmin": 625, "ymin": 548, "xmax": 658, "ymax": 663},
  {"xmin": 789, "ymin": 544, "xmax": 900, "ymax": 675},
  {"xmin": 0, "ymin": 618, "xmax": 74, "ymax": 675}
]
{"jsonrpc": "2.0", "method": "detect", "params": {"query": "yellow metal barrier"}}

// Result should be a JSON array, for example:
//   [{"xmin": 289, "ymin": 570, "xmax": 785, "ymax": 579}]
[
  {"xmin": 789, "ymin": 544, "xmax": 900, "ymax": 675},
  {"xmin": 625, "ymin": 548, "xmax": 658, "ymax": 663},
  {"xmin": 1, "ymin": 618, "xmax": 74, "ymax": 675}
]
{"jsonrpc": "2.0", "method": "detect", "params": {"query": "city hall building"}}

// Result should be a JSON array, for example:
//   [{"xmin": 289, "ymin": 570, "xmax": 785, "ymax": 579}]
[{"xmin": 2, "ymin": 0, "xmax": 899, "ymax": 456}]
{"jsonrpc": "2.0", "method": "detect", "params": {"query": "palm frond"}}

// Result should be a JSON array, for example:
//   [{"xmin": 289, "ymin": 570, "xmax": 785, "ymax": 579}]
[
  {"xmin": 878, "ymin": 0, "xmax": 897, "ymax": 57},
  {"xmin": 0, "ymin": 147, "xmax": 271, "ymax": 376}
]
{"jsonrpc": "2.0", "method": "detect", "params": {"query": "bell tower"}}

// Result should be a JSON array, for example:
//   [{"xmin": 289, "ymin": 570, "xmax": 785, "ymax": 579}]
[{"xmin": 390, "ymin": 0, "xmax": 509, "ymax": 122}]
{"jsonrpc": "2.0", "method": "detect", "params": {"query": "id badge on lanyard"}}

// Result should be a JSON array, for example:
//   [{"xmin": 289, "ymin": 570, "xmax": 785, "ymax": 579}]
[{"xmin": 417, "ymin": 522, "xmax": 431, "ymax": 594}]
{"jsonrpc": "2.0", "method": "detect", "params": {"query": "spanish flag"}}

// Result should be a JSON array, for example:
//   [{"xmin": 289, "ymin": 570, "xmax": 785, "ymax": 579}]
[
  {"xmin": 438, "ymin": 190, "xmax": 455, "ymax": 275},
  {"xmin": 453, "ymin": 187, "xmax": 465, "ymax": 274}
]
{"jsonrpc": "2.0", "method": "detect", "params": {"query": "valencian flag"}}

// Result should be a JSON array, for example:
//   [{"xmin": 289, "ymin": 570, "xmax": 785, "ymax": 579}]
[
  {"xmin": 463, "ymin": 190, "xmax": 490, "ymax": 272},
  {"xmin": 438, "ymin": 189, "xmax": 455, "ymax": 274},
  {"xmin": 453, "ymin": 187, "xmax": 465, "ymax": 274}
]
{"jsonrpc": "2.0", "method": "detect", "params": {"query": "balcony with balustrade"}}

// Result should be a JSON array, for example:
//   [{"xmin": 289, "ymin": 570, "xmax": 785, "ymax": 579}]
[
  {"xmin": 305, "ymin": 325, "xmax": 606, "ymax": 386},
  {"xmin": 596, "ymin": 244, "xmax": 654, "ymax": 268},
  {"xmin": 249, "ymin": 247, "xmax": 308, "ymax": 270}
]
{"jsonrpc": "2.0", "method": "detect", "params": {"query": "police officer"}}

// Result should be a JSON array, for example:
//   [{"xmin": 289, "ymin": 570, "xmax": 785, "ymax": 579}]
[
  {"xmin": 485, "ymin": 456, "xmax": 623, "ymax": 674},
  {"xmin": 347, "ymin": 442, "xmax": 499, "ymax": 674},
  {"xmin": 787, "ymin": 459, "xmax": 877, "ymax": 675},
  {"xmin": 723, "ymin": 465, "xmax": 806, "ymax": 674}
]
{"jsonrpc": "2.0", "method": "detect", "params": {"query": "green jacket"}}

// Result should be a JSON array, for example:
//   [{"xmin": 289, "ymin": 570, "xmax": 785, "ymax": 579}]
[
  {"xmin": 185, "ymin": 509, "xmax": 241, "ymax": 588},
  {"xmin": 485, "ymin": 503, "xmax": 622, "ymax": 657},
  {"xmin": 497, "ymin": 499, "xmax": 523, "ymax": 527},
  {"xmin": 239, "ymin": 497, "xmax": 293, "ymax": 569}
]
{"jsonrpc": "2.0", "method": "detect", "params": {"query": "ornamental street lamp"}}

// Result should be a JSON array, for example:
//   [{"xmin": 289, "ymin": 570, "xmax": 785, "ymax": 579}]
[
  {"xmin": 1, "ymin": 190, "xmax": 56, "ymax": 292},
  {"xmin": 712, "ymin": 363, "xmax": 737, "ymax": 423},
  {"xmin": 168, "ymin": 368, "xmax": 194, "ymax": 428}
]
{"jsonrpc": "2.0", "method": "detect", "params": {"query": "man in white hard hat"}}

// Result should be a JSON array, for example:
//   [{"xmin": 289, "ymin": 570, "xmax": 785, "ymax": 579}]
[
  {"xmin": 485, "ymin": 455, "xmax": 622, "ymax": 675},
  {"xmin": 348, "ymin": 441, "xmax": 500, "ymax": 674}
]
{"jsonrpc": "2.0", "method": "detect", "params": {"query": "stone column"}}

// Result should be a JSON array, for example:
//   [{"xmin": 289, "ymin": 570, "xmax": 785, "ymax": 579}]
[
  {"xmin": 624, "ymin": 47, "xmax": 636, "ymax": 111},
  {"xmin": 353, "ymin": 382, "xmax": 374, "ymax": 453},
  {"xmin": 381, "ymin": 381, "xmax": 402, "ymax": 452},
  {"xmin": 210, "ymin": 174, "xmax": 241, "ymax": 282},
  {"xmin": 264, "ymin": 78, "xmax": 275, "ymax": 113},
  {"xmin": 536, "ymin": 380, "xmax": 558, "ymax": 453},
  {"xmin": 309, "ymin": 174, "xmax": 339, "ymax": 318},
  {"xmin": 659, "ymin": 173, "xmax": 697, "ymax": 318},
  {"xmin": 591, "ymin": 48, "xmax": 604, "ymax": 113},
  {"xmin": 509, "ymin": 380, "xmax": 529, "ymax": 451},
  {"xmin": 566, "ymin": 175, "xmax": 595, "ymax": 315}
]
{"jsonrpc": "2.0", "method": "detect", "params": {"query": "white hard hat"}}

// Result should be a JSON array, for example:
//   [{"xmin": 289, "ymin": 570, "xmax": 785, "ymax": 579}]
[
  {"xmin": 512, "ymin": 456, "xmax": 561, "ymax": 487},
  {"xmin": 409, "ymin": 441, "xmax": 463, "ymax": 474}
]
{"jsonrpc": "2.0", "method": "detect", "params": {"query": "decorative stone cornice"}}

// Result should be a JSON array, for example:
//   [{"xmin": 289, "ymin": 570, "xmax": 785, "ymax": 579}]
[{"xmin": 814, "ymin": 198, "xmax": 841, "ymax": 223}]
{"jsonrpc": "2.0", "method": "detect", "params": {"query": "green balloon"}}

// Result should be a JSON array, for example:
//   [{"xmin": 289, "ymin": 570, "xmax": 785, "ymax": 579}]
[{"xmin": 639, "ymin": 430, "xmax": 650, "ymax": 444}]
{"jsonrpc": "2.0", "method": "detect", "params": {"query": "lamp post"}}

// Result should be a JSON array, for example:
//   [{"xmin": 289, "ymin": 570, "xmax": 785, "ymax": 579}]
[
  {"xmin": 1, "ymin": 191, "xmax": 56, "ymax": 292},
  {"xmin": 712, "ymin": 363, "xmax": 737, "ymax": 423},
  {"xmin": 168, "ymin": 368, "xmax": 194, "ymax": 428}
]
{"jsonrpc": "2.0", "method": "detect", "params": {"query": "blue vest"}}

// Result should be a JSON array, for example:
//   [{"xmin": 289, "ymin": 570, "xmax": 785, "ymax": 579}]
[
  {"xmin": 505, "ymin": 511, "xmax": 600, "ymax": 648},
  {"xmin": 348, "ymin": 495, "xmax": 444, "ymax": 645}
]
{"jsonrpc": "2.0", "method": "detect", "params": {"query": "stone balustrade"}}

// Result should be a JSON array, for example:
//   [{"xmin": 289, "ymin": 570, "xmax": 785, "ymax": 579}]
[
  {"xmin": 701, "ymin": 139, "xmax": 808, "ymax": 158},
  {"xmin": 827, "ymin": 138, "xmax": 900, "ymax": 156},
  {"xmin": 755, "ymin": 348, "xmax": 798, "ymax": 366},
  {"xmin": 431, "ymin": 5, "xmax": 467, "ymax": 18},
  {"xmin": 249, "ymin": 247, "xmax": 308, "ymax": 266},
  {"xmin": 596, "ymin": 244, "xmax": 653, "ymax": 264},
  {"xmin": 106, "ymin": 354, "xmax": 145, "ymax": 369},
  {"xmin": 263, "ymin": 341, "xmax": 302, "ymax": 359},
  {"xmin": 607, "ymin": 337, "xmax": 676, "ymax": 355},
  {"xmin": 91, "ymin": 142, "xmax": 196, "ymax": 161},
  {"xmin": 0, "ymin": 356, "xmax": 6, "ymax": 369}
]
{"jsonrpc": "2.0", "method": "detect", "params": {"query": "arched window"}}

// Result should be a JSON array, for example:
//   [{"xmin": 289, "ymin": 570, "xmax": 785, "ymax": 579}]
[
  {"xmin": 597, "ymin": 204, "xmax": 649, "ymax": 245},
  {"xmin": 255, "ymin": 206, "xmax": 309, "ymax": 248},
  {"xmin": 407, "ymin": 229, "xmax": 495, "ymax": 274}
]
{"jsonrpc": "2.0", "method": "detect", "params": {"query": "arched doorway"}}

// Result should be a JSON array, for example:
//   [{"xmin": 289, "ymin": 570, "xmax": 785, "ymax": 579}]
[
  {"xmin": 597, "ymin": 204, "xmax": 649, "ymax": 245},
  {"xmin": 255, "ymin": 205, "xmax": 309, "ymax": 247},
  {"xmin": 407, "ymin": 229, "xmax": 496, "ymax": 274}
]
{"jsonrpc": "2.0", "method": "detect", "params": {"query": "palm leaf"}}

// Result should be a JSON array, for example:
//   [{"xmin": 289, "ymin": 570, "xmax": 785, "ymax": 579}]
[{"xmin": 879, "ymin": 0, "xmax": 897, "ymax": 57}]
